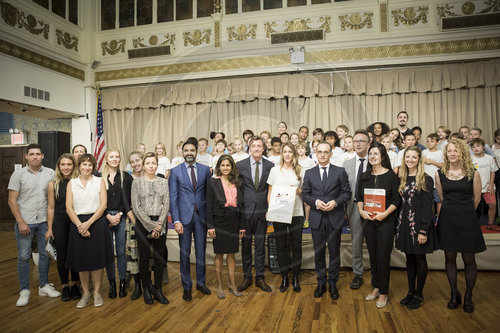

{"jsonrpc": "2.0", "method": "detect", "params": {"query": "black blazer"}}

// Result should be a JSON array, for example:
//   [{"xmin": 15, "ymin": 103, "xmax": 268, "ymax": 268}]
[
  {"xmin": 206, "ymin": 177, "xmax": 245, "ymax": 230},
  {"xmin": 302, "ymin": 164, "xmax": 352, "ymax": 230},
  {"xmin": 236, "ymin": 156, "xmax": 274, "ymax": 222}
]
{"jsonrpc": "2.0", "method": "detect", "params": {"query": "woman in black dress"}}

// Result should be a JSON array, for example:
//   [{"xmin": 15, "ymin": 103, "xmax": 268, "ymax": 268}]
[
  {"xmin": 207, "ymin": 155, "xmax": 245, "ymax": 299},
  {"xmin": 356, "ymin": 142, "xmax": 401, "ymax": 308},
  {"xmin": 46, "ymin": 153, "xmax": 81, "ymax": 301},
  {"xmin": 435, "ymin": 139, "xmax": 486, "ymax": 313},
  {"xmin": 396, "ymin": 146, "xmax": 439, "ymax": 309}
]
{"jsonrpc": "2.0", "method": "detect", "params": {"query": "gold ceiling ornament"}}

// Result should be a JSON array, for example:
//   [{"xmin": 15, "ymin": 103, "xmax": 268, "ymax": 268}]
[
  {"xmin": 183, "ymin": 29, "xmax": 211, "ymax": 47},
  {"xmin": 55, "ymin": 29, "xmax": 78, "ymax": 51},
  {"xmin": 160, "ymin": 34, "xmax": 176, "ymax": 48},
  {"xmin": 214, "ymin": 21, "xmax": 221, "ymax": 47},
  {"xmin": 437, "ymin": 4, "xmax": 459, "ymax": 19},
  {"xmin": 0, "ymin": 38, "xmax": 84, "ymax": 80},
  {"xmin": 101, "ymin": 39, "xmax": 126, "ymax": 56},
  {"xmin": 95, "ymin": 37, "xmax": 500, "ymax": 82},
  {"xmin": 480, "ymin": 0, "xmax": 500, "ymax": 13},
  {"xmin": 214, "ymin": 0, "xmax": 221, "ymax": 13},
  {"xmin": 227, "ymin": 24, "xmax": 257, "ymax": 42},
  {"xmin": 461, "ymin": 1, "xmax": 476, "ymax": 15},
  {"xmin": 339, "ymin": 12, "xmax": 373, "ymax": 31},
  {"xmin": 0, "ymin": 0, "xmax": 49, "ymax": 39},
  {"xmin": 132, "ymin": 36, "xmax": 146, "ymax": 48},
  {"xmin": 392, "ymin": 6, "xmax": 428, "ymax": 26},
  {"xmin": 133, "ymin": 34, "xmax": 175, "ymax": 49},
  {"xmin": 149, "ymin": 35, "xmax": 158, "ymax": 45},
  {"xmin": 380, "ymin": 2, "xmax": 388, "ymax": 32},
  {"xmin": 264, "ymin": 21, "xmax": 278, "ymax": 38},
  {"xmin": 318, "ymin": 16, "xmax": 331, "ymax": 33},
  {"xmin": 284, "ymin": 18, "xmax": 312, "ymax": 32}
]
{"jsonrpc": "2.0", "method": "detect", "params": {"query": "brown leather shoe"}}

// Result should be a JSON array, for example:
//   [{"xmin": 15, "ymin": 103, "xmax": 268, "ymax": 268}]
[
  {"xmin": 237, "ymin": 278, "xmax": 252, "ymax": 292},
  {"xmin": 255, "ymin": 279, "xmax": 272, "ymax": 292}
]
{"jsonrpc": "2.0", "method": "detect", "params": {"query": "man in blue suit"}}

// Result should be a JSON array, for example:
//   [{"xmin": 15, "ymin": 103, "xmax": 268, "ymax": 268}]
[
  {"xmin": 169, "ymin": 139, "xmax": 212, "ymax": 301},
  {"xmin": 302, "ymin": 141, "xmax": 352, "ymax": 300}
]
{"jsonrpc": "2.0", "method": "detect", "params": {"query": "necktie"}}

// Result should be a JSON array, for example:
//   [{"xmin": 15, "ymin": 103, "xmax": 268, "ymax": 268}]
[
  {"xmin": 321, "ymin": 167, "xmax": 328, "ymax": 185},
  {"xmin": 190, "ymin": 165, "xmax": 197, "ymax": 190},
  {"xmin": 355, "ymin": 158, "xmax": 365, "ymax": 199},
  {"xmin": 254, "ymin": 161, "xmax": 260, "ymax": 189}
]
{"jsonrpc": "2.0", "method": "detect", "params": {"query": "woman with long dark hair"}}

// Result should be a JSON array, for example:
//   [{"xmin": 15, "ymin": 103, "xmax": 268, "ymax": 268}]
[
  {"xmin": 46, "ymin": 153, "xmax": 81, "ymax": 301},
  {"xmin": 396, "ymin": 146, "xmax": 439, "ymax": 309},
  {"xmin": 207, "ymin": 155, "xmax": 245, "ymax": 298},
  {"xmin": 356, "ymin": 142, "xmax": 401, "ymax": 308}
]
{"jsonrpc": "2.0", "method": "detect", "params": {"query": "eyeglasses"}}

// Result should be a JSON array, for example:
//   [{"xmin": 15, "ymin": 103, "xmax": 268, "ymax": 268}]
[{"xmin": 353, "ymin": 140, "xmax": 369, "ymax": 144}]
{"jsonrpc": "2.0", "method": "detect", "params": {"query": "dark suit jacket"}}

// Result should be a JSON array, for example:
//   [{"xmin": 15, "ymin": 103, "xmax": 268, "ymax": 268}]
[
  {"xmin": 206, "ymin": 177, "xmax": 245, "ymax": 230},
  {"xmin": 236, "ymin": 156, "xmax": 274, "ymax": 223},
  {"xmin": 169, "ymin": 162, "xmax": 212, "ymax": 225},
  {"xmin": 302, "ymin": 164, "xmax": 352, "ymax": 230}
]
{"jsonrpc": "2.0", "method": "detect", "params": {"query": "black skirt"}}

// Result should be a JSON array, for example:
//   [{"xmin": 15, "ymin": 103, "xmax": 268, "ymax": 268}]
[
  {"xmin": 66, "ymin": 214, "xmax": 114, "ymax": 272},
  {"xmin": 213, "ymin": 207, "xmax": 240, "ymax": 254}
]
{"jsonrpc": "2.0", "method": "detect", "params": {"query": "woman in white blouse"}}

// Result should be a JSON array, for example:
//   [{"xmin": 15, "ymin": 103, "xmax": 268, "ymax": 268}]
[
  {"xmin": 66, "ymin": 154, "xmax": 113, "ymax": 309},
  {"xmin": 267, "ymin": 142, "xmax": 305, "ymax": 293}
]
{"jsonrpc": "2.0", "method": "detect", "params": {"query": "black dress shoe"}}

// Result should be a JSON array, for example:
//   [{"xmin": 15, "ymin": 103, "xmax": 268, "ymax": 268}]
[
  {"xmin": 70, "ymin": 284, "xmax": 81, "ymax": 300},
  {"xmin": 292, "ymin": 275, "xmax": 301, "ymax": 293},
  {"xmin": 279, "ymin": 275, "xmax": 289, "ymax": 293},
  {"xmin": 196, "ymin": 284, "xmax": 211, "ymax": 295},
  {"xmin": 350, "ymin": 275, "xmax": 363, "ymax": 290},
  {"xmin": 463, "ymin": 295, "xmax": 474, "ymax": 313},
  {"xmin": 143, "ymin": 287, "xmax": 153, "ymax": 305},
  {"xmin": 131, "ymin": 275, "xmax": 142, "ymax": 300},
  {"xmin": 314, "ymin": 284, "xmax": 326, "ymax": 298},
  {"xmin": 150, "ymin": 286, "xmax": 169, "ymax": 305},
  {"xmin": 61, "ymin": 286, "xmax": 71, "ymax": 302},
  {"xmin": 108, "ymin": 280, "xmax": 117, "ymax": 299},
  {"xmin": 119, "ymin": 279, "xmax": 127, "ymax": 298},
  {"xmin": 183, "ymin": 289, "xmax": 192, "ymax": 301},
  {"xmin": 329, "ymin": 284, "xmax": 339, "ymax": 300},
  {"xmin": 255, "ymin": 279, "xmax": 272, "ymax": 292},
  {"xmin": 447, "ymin": 291, "xmax": 461, "ymax": 309},
  {"xmin": 237, "ymin": 278, "xmax": 252, "ymax": 292},
  {"xmin": 407, "ymin": 295, "xmax": 424, "ymax": 309},
  {"xmin": 400, "ymin": 292, "xmax": 414, "ymax": 305}
]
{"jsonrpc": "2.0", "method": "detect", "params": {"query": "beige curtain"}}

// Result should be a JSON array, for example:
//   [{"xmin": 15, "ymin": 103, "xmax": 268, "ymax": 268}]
[{"xmin": 102, "ymin": 60, "xmax": 500, "ymax": 164}]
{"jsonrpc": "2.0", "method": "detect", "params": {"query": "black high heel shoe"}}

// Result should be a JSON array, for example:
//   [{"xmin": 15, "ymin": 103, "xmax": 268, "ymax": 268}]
[
  {"xmin": 292, "ymin": 275, "xmax": 301, "ymax": 293},
  {"xmin": 143, "ymin": 287, "xmax": 153, "ymax": 305},
  {"xmin": 447, "ymin": 291, "xmax": 461, "ymax": 309},
  {"xmin": 149, "ymin": 286, "xmax": 169, "ymax": 305},
  {"xmin": 463, "ymin": 295, "xmax": 474, "ymax": 313}
]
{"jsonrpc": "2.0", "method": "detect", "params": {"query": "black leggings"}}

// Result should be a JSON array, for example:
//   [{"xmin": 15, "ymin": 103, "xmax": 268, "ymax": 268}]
[
  {"xmin": 135, "ymin": 221, "xmax": 167, "ymax": 289},
  {"xmin": 405, "ymin": 253, "xmax": 428, "ymax": 297},
  {"xmin": 445, "ymin": 251, "xmax": 477, "ymax": 297},
  {"xmin": 53, "ymin": 214, "xmax": 79, "ymax": 285}
]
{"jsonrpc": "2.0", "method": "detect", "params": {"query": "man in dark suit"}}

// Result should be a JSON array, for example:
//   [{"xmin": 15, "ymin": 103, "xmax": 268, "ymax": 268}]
[
  {"xmin": 236, "ymin": 136, "xmax": 274, "ymax": 292},
  {"xmin": 169, "ymin": 140, "xmax": 212, "ymax": 301},
  {"xmin": 343, "ymin": 129, "xmax": 370, "ymax": 290},
  {"xmin": 302, "ymin": 141, "xmax": 352, "ymax": 299}
]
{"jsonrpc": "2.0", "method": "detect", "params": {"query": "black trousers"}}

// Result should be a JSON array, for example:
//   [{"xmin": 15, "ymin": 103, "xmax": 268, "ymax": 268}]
[
  {"xmin": 241, "ymin": 216, "xmax": 267, "ymax": 280},
  {"xmin": 53, "ymin": 213, "xmax": 79, "ymax": 284},
  {"xmin": 274, "ymin": 216, "xmax": 303, "ymax": 276},
  {"xmin": 311, "ymin": 215, "xmax": 342, "ymax": 285},
  {"xmin": 135, "ymin": 220, "xmax": 167, "ymax": 288},
  {"xmin": 362, "ymin": 219, "xmax": 395, "ymax": 295}
]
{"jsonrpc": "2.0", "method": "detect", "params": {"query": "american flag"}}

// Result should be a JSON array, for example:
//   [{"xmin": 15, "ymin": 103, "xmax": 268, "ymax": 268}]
[{"xmin": 92, "ymin": 88, "xmax": 106, "ymax": 172}]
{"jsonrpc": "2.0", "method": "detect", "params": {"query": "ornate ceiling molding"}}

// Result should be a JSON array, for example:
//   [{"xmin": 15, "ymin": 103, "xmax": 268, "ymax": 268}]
[
  {"xmin": 0, "ymin": 0, "xmax": 49, "ymax": 39},
  {"xmin": 95, "ymin": 37, "xmax": 500, "ymax": 82},
  {"xmin": 56, "ymin": 28, "xmax": 78, "ymax": 51},
  {"xmin": 0, "ymin": 38, "xmax": 85, "ymax": 80}
]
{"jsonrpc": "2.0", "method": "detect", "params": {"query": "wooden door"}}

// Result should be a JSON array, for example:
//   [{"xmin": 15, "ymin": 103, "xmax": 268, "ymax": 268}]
[{"xmin": 0, "ymin": 145, "xmax": 27, "ymax": 223}]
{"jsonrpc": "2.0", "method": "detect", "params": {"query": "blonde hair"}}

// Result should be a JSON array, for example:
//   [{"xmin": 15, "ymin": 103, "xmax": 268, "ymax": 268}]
[
  {"xmin": 441, "ymin": 139, "xmax": 475, "ymax": 181},
  {"xmin": 155, "ymin": 142, "xmax": 166, "ymax": 157},
  {"xmin": 398, "ymin": 146, "xmax": 428, "ymax": 193},
  {"xmin": 52, "ymin": 153, "xmax": 77, "ymax": 199},
  {"xmin": 102, "ymin": 148, "xmax": 121, "ymax": 190},
  {"xmin": 280, "ymin": 142, "xmax": 302, "ymax": 181}
]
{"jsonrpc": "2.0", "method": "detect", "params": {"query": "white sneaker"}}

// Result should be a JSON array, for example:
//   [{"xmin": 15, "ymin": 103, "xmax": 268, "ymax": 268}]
[
  {"xmin": 39, "ymin": 283, "xmax": 61, "ymax": 297},
  {"xmin": 76, "ymin": 294, "xmax": 91, "ymax": 308},
  {"xmin": 16, "ymin": 290, "xmax": 31, "ymax": 307}
]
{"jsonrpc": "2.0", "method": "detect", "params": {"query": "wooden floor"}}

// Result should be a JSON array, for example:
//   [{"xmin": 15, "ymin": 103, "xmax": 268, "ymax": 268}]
[{"xmin": 0, "ymin": 230, "xmax": 499, "ymax": 333}]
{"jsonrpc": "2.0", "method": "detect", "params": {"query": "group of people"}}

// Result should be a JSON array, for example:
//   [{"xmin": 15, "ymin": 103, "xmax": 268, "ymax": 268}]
[{"xmin": 8, "ymin": 111, "xmax": 499, "ymax": 315}]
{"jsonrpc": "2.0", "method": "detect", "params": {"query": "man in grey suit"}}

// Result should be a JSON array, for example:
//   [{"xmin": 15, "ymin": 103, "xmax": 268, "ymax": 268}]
[{"xmin": 343, "ymin": 129, "xmax": 370, "ymax": 289}]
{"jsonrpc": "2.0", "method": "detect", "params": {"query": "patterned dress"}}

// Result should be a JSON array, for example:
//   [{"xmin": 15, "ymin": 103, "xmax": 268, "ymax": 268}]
[{"xmin": 396, "ymin": 175, "xmax": 439, "ymax": 254}]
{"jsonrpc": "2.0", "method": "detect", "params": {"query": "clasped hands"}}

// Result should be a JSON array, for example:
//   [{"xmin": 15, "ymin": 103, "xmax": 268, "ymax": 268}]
[
  {"xmin": 77, "ymin": 222, "xmax": 91, "ymax": 237},
  {"xmin": 315, "ymin": 199, "xmax": 337, "ymax": 212},
  {"xmin": 359, "ymin": 210, "xmax": 388, "ymax": 221},
  {"xmin": 106, "ymin": 213, "xmax": 121, "ymax": 227},
  {"xmin": 150, "ymin": 224, "xmax": 162, "ymax": 239}
]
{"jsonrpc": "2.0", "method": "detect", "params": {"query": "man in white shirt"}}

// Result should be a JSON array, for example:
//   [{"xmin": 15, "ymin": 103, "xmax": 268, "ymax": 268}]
[{"xmin": 8, "ymin": 143, "xmax": 61, "ymax": 306}]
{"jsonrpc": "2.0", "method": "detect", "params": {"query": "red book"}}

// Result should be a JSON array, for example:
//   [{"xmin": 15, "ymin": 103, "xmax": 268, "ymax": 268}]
[{"xmin": 364, "ymin": 189, "xmax": 386, "ymax": 215}]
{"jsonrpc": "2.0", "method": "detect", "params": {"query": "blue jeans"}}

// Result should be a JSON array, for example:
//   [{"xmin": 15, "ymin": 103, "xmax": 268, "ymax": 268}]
[
  {"xmin": 15, "ymin": 222, "xmax": 49, "ymax": 291},
  {"xmin": 105, "ymin": 211, "xmax": 127, "ymax": 280}
]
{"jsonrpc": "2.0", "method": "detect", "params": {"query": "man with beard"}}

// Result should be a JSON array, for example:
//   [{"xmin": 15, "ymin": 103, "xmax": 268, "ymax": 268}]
[
  {"xmin": 169, "ymin": 138, "xmax": 212, "ymax": 301},
  {"xmin": 397, "ymin": 111, "xmax": 412, "ymax": 139}
]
